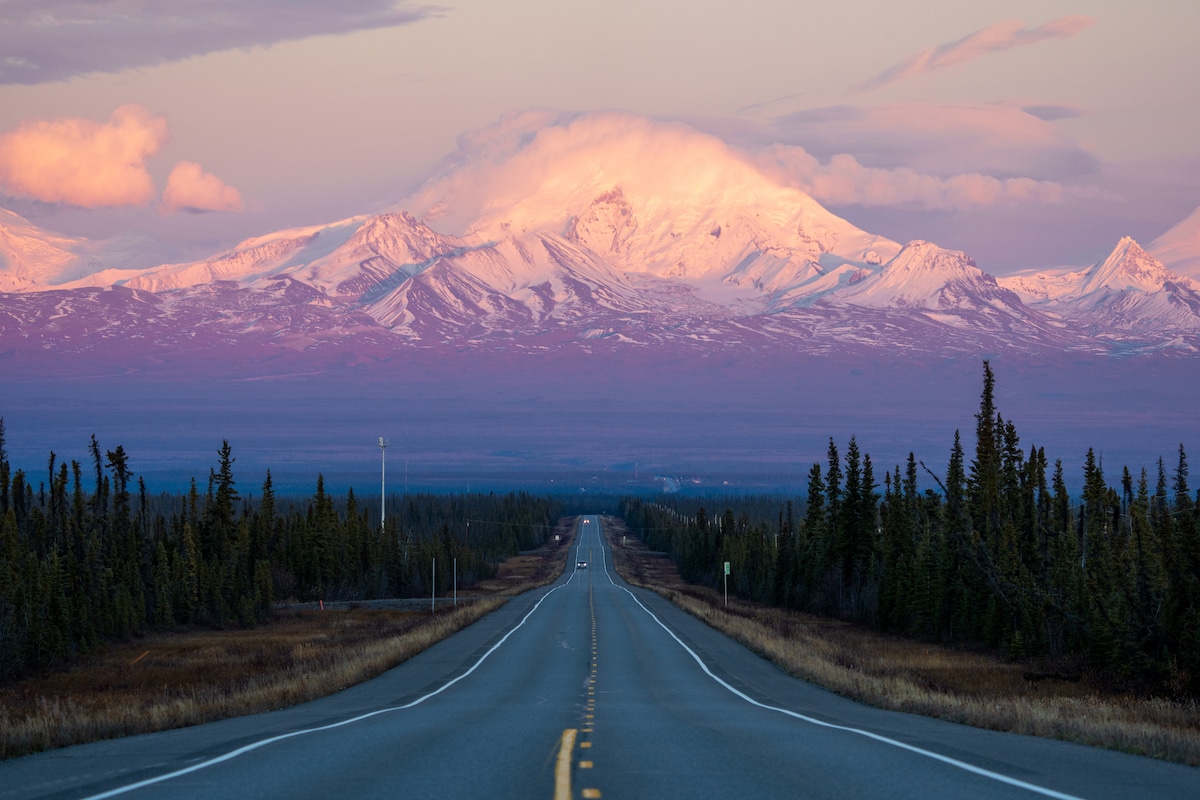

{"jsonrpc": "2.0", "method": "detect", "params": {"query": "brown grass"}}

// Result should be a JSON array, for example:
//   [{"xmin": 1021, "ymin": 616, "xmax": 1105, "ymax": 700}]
[
  {"xmin": 0, "ymin": 518, "xmax": 576, "ymax": 761},
  {"xmin": 603, "ymin": 516, "xmax": 1200, "ymax": 766}
]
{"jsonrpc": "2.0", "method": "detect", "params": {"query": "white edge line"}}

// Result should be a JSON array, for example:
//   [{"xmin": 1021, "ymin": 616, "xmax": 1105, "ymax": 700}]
[
  {"xmin": 597, "ymin": 519, "xmax": 1087, "ymax": 800},
  {"xmin": 81, "ymin": 527, "xmax": 591, "ymax": 800}
]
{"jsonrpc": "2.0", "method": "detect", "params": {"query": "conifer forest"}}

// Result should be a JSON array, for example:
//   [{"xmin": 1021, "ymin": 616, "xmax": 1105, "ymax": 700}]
[
  {"xmin": 2, "ymin": 361, "xmax": 1198, "ymax": 700},
  {"xmin": 621, "ymin": 363, "xmax": 1200, "ymax": 698},
  {"xmin": 0, "ymin": 430, "xmax": 560, "ymax": 681}
]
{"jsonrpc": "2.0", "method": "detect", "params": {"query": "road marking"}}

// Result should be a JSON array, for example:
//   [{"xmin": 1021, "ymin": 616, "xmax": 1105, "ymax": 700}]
[
  {"xmin": 554, "ymin": 728, "xmax": 577, "ymax": 800},
  {"xmin": 579, "ymin": 760, "xmax": 594, "ymax": 768},
  {"xmin": 597, "ymin": 520, "xmax": 1087, "ymax": 800},
  {"xmin": 582, "ymin": 790, "xmax": 602, "ymax": 798},
  {"xmin": 80, "ymin": 544, "xmax": 592, "ymax": 800}
]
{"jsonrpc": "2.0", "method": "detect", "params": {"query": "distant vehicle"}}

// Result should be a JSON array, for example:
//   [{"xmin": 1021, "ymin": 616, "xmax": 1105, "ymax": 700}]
[
  {"xmin": 577, "ymin": 561, "xmax": 588, "ymax": 569},
  {"xmin": 582, "ymin": 519, "xmax": 590, "ymax": 524}
]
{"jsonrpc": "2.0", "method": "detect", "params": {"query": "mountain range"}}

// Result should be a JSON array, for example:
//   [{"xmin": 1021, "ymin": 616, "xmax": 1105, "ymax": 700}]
[
  {"xmin": 3, "ymin": 122, "xmax": 1200, "ymax": 490},
  {"xmin": 4, "ymin": 209, "xmax": 1199, "ymax": 372},
  {"xmin": 3, "ymin": 120, "xmax": 1200, "ymax": 378}
]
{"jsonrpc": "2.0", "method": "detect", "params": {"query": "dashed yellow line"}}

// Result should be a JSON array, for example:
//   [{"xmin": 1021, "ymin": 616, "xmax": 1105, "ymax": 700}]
[
  {"xmin": 559, "ymin": 522, "xmax": 604, "ymax": 800},
  {"xmin": 574, "ymin": 523, "xmax": 603, "ymax": 800}
]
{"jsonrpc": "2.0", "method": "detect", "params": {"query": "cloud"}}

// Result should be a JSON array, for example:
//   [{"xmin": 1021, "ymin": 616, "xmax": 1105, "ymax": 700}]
[
  {"xmin": 1021, "ymin": 105, "xmax": 1085, "ymax": 122},
  {"xmin": 762, "ymin": 103, "xmax": 1100, "ymax": 180},
  {"xmin": 754, "ymin": 145, "xmax": 1074, "ymax": 211},
  {"xmin": 403, "ymin": 109, "xmax": 1080, "ymax": 241},
  {"xmin": 162, "ymin": 161, "xmax": 244, "ymax": 213},
  {"xmin": 0, "ymin": 0, "xmax": 442, "ymax": 85},
  {"xmin": 0, "ymin": 104, "xmax": 168, "ymax": 207},
  {"xmin": 407, "ymin": 109, "xmax": 745, "ymax": 233},
  {"xmin": 853, "ymin": 16, "xmax": 1097, "ymax": 94}
]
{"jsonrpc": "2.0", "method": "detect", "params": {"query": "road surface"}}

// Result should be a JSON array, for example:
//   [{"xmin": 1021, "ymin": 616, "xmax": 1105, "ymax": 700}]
[{"xmin": 0, "ymin": 516, "xmax": 1195, "ymax": 799}]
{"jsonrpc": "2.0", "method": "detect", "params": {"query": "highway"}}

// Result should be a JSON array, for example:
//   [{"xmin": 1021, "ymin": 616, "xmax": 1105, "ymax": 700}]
[{"xmin": 1, "ymin": 516, "xmax": 1196, "ymax": 799}]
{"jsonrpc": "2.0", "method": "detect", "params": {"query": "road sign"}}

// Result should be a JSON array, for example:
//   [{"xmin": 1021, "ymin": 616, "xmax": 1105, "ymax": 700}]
[{"xmin": 724, "ymin": 561, "xmax": 730, "ymax": 575}]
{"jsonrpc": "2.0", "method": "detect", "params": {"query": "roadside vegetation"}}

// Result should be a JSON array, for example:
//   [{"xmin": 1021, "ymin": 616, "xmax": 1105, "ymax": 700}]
[
  {"xmin": 606, "ymin": 516, "xmax": 1200, "ymax": 765},
  {"xmin": 621, "ymin": 363, "xmax": 1200, "ymax": 703},
  {"xmin": 0, "ymin": 520, "xmax": 574, "ymax": 760},
  {"xmin": 3, "ymin": 358, "xmax": 1197, "ymax": 765},
  {"xmin": 0, "ymin": 422, "xmax": 562, "ymax": 683}
]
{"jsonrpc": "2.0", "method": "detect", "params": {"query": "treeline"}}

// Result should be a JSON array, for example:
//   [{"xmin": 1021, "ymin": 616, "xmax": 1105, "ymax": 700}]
[
  {"xmin": 621, "ymin": 362, "xmax": 1200, "ymax": 697},
  {"xmin": 0, "ymin": 430, "xmax": 561, "ymax": 681}
]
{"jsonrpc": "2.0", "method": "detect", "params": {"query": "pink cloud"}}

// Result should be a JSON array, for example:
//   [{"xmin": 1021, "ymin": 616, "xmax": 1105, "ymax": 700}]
[
  {"xmin": 854, "ymin": 16, "xmax": 1097, "ymax": 93},
  {"xmin": 162, "ymin": 161, "xmax": 244, "ymax": 213},
  {"xmin": 755, "ymin": 145, "xmax": 1070, "ymax": 211},
  {"xmin": 768, "ymin": 104, "xmax": 1099, "ymax": 180},
  {"xmin": 0, "ymin": 104, "xmax": 168, "ymax": 208}
]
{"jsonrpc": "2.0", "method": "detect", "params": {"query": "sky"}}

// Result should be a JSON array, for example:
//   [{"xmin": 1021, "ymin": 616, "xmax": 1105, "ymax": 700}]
[{"xmin": 0, "ymin": 0, "xmax": 1198, "ymax": 275}]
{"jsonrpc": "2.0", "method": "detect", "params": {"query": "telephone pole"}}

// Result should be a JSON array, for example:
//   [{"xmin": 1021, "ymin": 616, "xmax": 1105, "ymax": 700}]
[{"xmin": 378, "ymin": 437, "xmax": 388, "ymax": 530}]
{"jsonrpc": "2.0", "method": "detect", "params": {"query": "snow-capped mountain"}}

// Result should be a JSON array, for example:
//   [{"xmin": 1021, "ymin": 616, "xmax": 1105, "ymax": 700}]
[
  {"xmin": 0, "ymin": 208, "xmax": 90, "ymax": 292},
  {"xmin": 1151, "ymin": 205, "xmax": 1200, "ymax": 280},
  {"xmin": 3, "ymin": 112, "xmax": 1200, "ymax": 367},
  {"xmin": 999, "ymin": 237, "xmax": 1200, "ymax": 346}
]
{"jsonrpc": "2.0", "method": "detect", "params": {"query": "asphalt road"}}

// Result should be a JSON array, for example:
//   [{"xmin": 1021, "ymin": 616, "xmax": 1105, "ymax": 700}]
[{"xmin": 1, "ymin": 516, "xmax": 1196, "ymax": 799}]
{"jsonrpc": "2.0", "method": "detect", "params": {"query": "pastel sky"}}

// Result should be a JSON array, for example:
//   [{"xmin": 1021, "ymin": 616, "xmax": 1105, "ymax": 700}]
[{"xmin": 0, "ymin": 0, "xmax": 1197, "ymax": 274}]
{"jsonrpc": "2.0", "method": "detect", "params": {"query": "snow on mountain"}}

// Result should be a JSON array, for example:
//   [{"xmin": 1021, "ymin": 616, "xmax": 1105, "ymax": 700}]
[
  {"xmin": 998, "ymin": 267, "xmax": 1079, "ymax": 302},
  {"xmin": 404, "ymin": 111, "xmax": 900, "ymax": 290},
  {"xmin": 286, "ymin": 212, "xmax": 465, "ymax": 298},
  {"xmin": 1151, "ymin": 205, "xmax": 1200, "ymax": 280},
  {"xmin": 69, "ymin": 217, "xmax": 368, "ymax": 293},
  {"xmin": 1000, "ymin": 238, "xmax": 1198, "ymax": 301},
  {"xmin": 1000, "ymin": 237, "xmax": 1200, "ymax": 348},
  {"xmin": 0, "ymin": 208, "xmax": 89, "ymax": 292},
  {"xmin": 4, "ymin": 111, "xmax": 1200, "ymax": 360},
  {"xmin": 831, "ymin": 241, "xmax": 1013, "ymax": 310},
  {"xmin": 1078, "ymin": 236, "xmax": 1191, "ymax": 296}
]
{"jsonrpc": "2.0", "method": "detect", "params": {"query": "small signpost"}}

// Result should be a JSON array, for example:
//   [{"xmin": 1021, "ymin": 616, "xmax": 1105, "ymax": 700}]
[{"xmin": 723, "ymin": 561, "xmax": 730, "ymax": 607}]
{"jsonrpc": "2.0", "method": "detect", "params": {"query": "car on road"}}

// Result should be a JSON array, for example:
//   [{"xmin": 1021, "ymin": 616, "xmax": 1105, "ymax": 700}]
[{"xmin": 577, "ymin": 561, "xmax": 588, "ymax": 569}]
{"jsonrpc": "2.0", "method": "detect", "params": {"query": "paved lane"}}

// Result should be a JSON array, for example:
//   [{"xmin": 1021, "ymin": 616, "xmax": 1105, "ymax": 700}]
[
  {"xmin": 0, "ymin": 516, "xmax": 1195, "ymax": 799},
  {"xmin": 576, "ymin": 518, "xmax": 1197, "ymax": 799}
]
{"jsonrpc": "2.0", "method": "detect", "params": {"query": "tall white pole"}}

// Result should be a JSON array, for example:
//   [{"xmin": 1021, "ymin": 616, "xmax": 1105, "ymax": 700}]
[{"xmin": 378, "ymin": 437, "xmax": 387, "ymax": 530}]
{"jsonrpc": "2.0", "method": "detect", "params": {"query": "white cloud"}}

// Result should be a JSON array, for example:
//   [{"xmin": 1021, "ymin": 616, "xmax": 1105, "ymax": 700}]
[{"xmin": 162, "ymin": 161, "xmax": 244, "ymax": 214}]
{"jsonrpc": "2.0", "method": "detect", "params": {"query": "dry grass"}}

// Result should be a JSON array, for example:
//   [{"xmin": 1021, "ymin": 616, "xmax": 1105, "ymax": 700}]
[
  {"xmin": 0, "ymin": 518, "xmax": 576, "ymax": 761},
  {"xmin": 603, "ymin": 516, "xmax": 1200, "ymax": 766}
]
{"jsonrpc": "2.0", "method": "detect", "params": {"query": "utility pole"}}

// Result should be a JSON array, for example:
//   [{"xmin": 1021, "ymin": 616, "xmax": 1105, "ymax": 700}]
[{"xmin": 378, "ymin": 437, "xmax": 388, "ymax": 530}]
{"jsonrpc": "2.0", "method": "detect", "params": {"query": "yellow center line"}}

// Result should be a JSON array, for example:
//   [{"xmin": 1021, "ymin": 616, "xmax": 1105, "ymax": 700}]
[{"xmin": 554, "ymin": 728, "xmax": 577, "ymax": 800}]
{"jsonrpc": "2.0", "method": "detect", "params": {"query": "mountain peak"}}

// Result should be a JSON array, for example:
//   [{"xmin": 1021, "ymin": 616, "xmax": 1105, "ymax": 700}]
[
  {"xmin": 0, "ymin": 207, "xmax": 90, "ymax": 291},
  {"xmin": 1081, "ymin": 236, "xmax": 1173, "ymax": 295},
  {"xmin": 403, "ymin": 111, "xmax": 901, "ymax": 280},
  {"xmin": 834, "ymin": 240, "xmax": 996, "ymax": 309}
]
